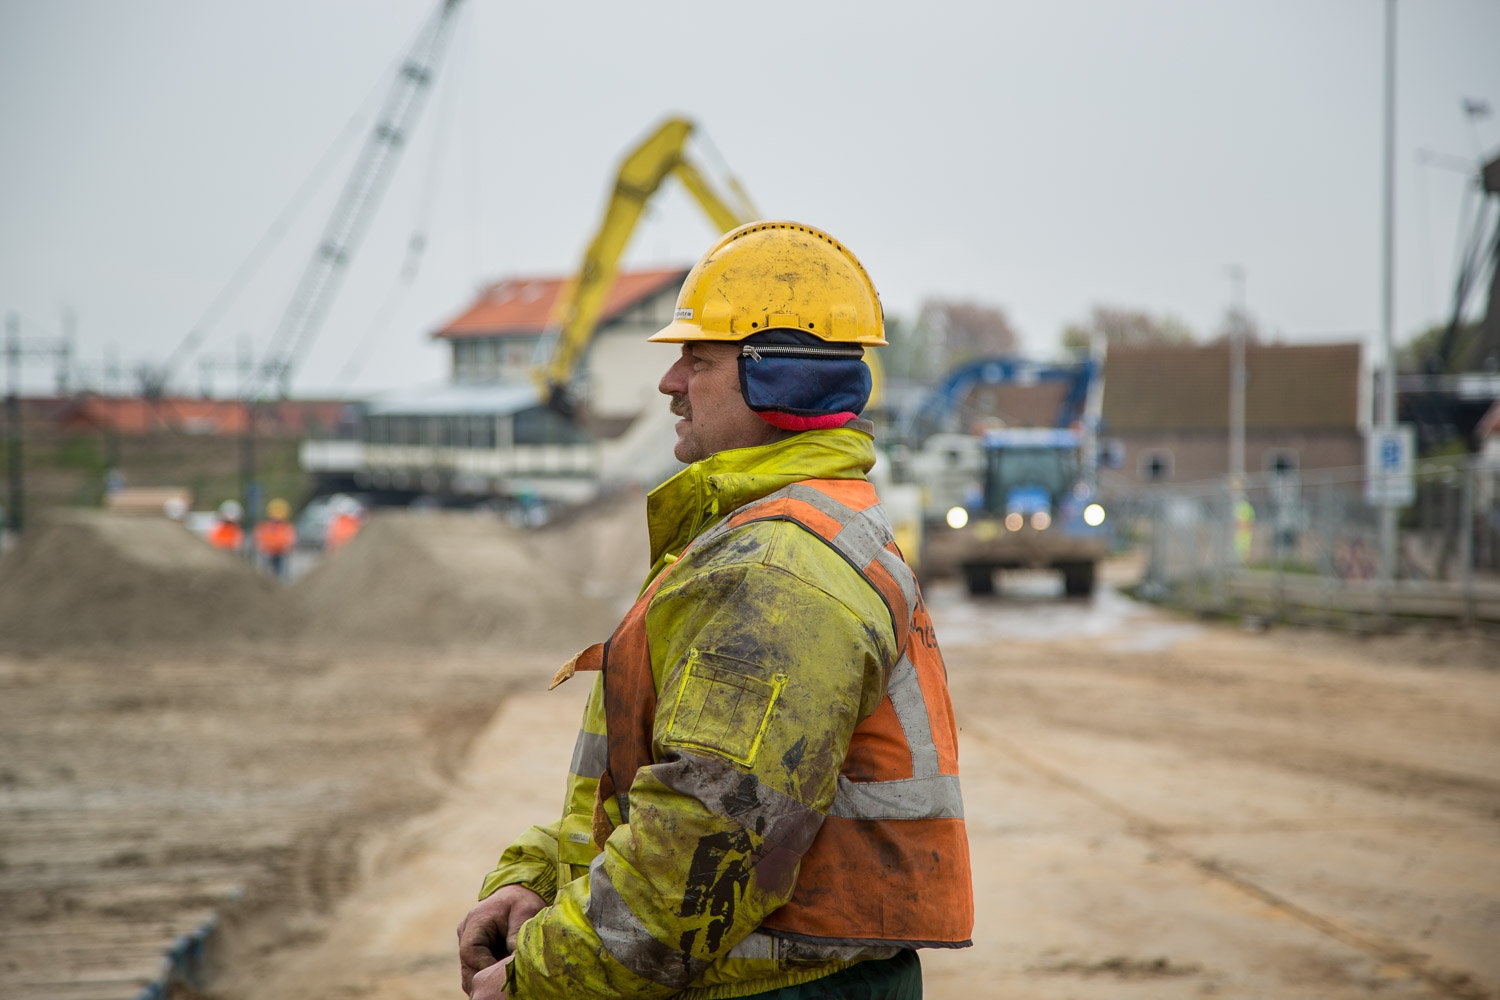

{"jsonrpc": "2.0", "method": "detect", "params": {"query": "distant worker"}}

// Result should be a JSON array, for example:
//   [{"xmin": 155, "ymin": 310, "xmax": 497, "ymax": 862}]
[
  {"xmin": 324, "ymin": 497, "xmax": 364, "ymax": 554},
  {"xmin": 207, "ymin": 500, "xmax": 245, "ymax": 553},
  {"xmin": 254, "ymin": 497, "xmax": 296, "ymax": 579},
  {"xmin": 457, "ymin": 222, "xmax": 973, "ymax": 999},
  {"xmin": 1234, "ymin": 494, "xmax": 1256, "ymax": 564}
]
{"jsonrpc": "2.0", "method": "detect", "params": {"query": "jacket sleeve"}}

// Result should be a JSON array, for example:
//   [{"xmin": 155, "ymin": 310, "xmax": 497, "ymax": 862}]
[
  {"xmin": 508, "ymin": 529, "xmax": 895, "ymax": 998},
  {"xmin": 478, "ymin": 818, "xmax": 561, "ymax": 904}
]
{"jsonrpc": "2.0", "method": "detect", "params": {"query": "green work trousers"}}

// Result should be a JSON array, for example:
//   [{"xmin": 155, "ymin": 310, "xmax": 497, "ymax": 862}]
[{"xmin": 748, "ymin": 950, "xmax": 921, "ymax": 999}]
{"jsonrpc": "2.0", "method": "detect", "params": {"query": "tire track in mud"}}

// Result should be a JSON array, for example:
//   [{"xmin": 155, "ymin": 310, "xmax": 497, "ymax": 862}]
[{"xmin": 962, "ymin": 723, "xmax": 1493, "ymax": 1000}]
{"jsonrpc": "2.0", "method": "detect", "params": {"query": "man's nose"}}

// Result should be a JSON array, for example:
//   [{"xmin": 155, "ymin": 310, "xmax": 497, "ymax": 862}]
[{"xmin": 658, "ymin": 355, "xmax": 690, "ymax": 396}]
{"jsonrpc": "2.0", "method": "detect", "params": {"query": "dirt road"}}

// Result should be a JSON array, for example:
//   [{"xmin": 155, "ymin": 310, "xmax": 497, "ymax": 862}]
[
  {"xmin": 210, "ymin": 579, "xmax": 1500, "ymax": 1000},
  {"xmin": 2, "ymin": 511, "xmax": 1497, "ymax": 1000}
]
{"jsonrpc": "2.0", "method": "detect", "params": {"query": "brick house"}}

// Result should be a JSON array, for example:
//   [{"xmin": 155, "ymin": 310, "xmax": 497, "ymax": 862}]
[{"xmin": 1100, "ymin": 342, "xmax": 1365, "ymax": 488}]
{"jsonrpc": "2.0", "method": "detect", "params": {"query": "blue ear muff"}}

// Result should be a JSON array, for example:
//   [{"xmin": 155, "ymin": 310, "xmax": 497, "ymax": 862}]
[{"xmin": 737, "ymin": 330, "xmax": 871, "ymax": 417}]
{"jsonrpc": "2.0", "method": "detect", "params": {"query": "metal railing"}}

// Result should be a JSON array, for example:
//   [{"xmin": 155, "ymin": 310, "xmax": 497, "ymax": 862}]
[{"xmin": 1127, "ymin": 458, "xmax": 1500, "ymax": 630}]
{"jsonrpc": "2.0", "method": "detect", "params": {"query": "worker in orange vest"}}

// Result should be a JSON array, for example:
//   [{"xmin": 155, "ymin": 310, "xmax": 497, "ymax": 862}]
[
  {"xmin": 324, "ymin": 496, "xmax": 364, "ymax": 554},
  {"xmin": 458, "ymin": 222, "xmax": 972, "ymax": 1000},
  {"xmin": 254, "ymin": 497, "xmax": 297, "ymax": 579},
  {"xmin": 206, "ymin": 500, "xmax": 244, "ymax": 553}
]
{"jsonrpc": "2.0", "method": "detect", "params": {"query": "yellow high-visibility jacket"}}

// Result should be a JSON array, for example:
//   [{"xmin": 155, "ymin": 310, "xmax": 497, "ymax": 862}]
[{"xmin": 481, "ymin": 424, "xmax": 971, "ymax": 998}]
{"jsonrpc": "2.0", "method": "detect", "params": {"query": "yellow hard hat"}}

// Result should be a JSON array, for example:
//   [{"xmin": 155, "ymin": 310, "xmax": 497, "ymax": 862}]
[
  {"xmin": 266, "ymin": 498, "xmax": 291, "ymax": 519},
  {"xmin": 650, "ymin": 221, "xmax": 885, "ymax": 346}
]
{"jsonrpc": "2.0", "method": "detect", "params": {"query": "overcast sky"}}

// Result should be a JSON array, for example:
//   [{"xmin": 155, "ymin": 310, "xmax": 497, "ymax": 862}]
[{"xmin": 2, "ymin": 0, "xmax": 1497, "ymax": 398}]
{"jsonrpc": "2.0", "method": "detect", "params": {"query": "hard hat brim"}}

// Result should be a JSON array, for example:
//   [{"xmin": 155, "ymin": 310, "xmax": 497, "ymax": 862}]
[{"xmin": 646, "ymin": 318, "xmax": 710, "ymax": 343}]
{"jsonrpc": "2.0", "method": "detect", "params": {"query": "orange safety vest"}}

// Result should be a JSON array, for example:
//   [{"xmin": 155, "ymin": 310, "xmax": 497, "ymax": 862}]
[
  {"xmin": 207, "ymin": 520, "xmax": 243, "ymax": 551},
  {"xmin": 325, "ymin": 513, "xmax": 360, "ymax": 552},
  {"xmin": 599, "ymin": 478, "xmax": 973, "ymax": 949},
  {"xmin": 253, "ymin": 519, "xmax": 295, "ymax": 557}
]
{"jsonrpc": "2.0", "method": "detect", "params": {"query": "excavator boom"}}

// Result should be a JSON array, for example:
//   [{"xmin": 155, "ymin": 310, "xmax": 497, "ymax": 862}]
[{"xmin": 538, "ymin": 118, "xmax": 755, "ymax": 409}]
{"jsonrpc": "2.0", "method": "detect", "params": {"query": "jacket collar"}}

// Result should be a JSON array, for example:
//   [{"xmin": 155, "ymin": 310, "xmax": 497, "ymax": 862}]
[{"xmin": 642, "ymin": 421, "xmax": 877, "ymax": 586}]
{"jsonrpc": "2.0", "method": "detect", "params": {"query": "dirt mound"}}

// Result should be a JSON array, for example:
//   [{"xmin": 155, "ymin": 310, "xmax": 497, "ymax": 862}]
[
  {"xmin": 0, "ymin": 510, "xmax": 291, "ymax": 648},
  {"xmin": 533, "ymin": 489, "xmax": 653, "ymax": 613},
  {"xmin": 291, "ymin": 511, "xmax": 623, "ymax": 650}
]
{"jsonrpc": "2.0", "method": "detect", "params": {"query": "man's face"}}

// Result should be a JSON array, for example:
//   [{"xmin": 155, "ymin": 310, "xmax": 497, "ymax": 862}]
[{"xmin": 658, "ymin": 342, "xmax": 780, "ymax": 464}]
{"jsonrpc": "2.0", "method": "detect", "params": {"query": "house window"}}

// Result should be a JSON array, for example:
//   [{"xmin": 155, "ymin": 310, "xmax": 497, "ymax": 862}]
[
  {"xmin": 1141, "ymin": 450, "xmax": 1172, "ymax": 483},
  {"xmin": 476, "ymin": 339, "xmax": 497, "ymax": 378},
  {"xmin": 1266, "ymin": 450, "xmax": 1298, "ymax": 475},
  {"xmin": 468, "ymin": 414, "xmax": 496, "ymax": 449},
  {"xmin": 366, "ymin": 415, "xmax": 389, "ymax": 444},
  {"xmin": 513, "ymin": 405, "xmax": 593, "ymax": 446}
]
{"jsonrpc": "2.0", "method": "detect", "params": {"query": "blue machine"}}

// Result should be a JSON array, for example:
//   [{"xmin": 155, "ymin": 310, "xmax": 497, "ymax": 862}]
[{"xmin": 913, "ymin": 356, "xmax": 1110, "ymax": 597}]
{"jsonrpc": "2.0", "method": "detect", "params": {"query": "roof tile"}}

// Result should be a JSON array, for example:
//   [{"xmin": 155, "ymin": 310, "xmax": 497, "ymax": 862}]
[{"xmin": 433, "ymin": 267, "xmax": 688, "ymax": 339}]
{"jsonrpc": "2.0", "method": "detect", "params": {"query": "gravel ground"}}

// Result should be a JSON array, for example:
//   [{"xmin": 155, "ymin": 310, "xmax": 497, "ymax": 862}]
[{"xmin": 2, "ymin": 514, "xmax": 1496, "ymax": 1000}]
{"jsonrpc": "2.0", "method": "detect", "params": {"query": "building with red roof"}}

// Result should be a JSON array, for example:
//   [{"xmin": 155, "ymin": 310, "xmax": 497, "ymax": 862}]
[{"xmin": 430, "ymin": 267, "xmax": 687, "ymax": 428}]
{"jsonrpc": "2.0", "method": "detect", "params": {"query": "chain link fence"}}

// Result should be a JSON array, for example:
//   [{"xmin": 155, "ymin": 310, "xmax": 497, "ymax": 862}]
[{"xmin": 1125, "ymin": 458, "xmax": 1500, "ymax": 630}]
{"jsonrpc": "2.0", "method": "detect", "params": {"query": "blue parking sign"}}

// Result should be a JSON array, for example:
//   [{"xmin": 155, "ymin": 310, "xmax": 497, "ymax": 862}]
[{"xmin": 1366, "ymin": 425, "xmax": 1414, "ymax": 507}]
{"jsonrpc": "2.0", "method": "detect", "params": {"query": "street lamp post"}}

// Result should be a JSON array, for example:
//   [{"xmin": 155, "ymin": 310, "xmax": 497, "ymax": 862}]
[
  {"xmin": 1378, "ymin": 0, "xmax": 1398, "ymax": 594},
  {"xmin": 1228, "ymin": 264, "xmax": 1247, "ymax": 495}
]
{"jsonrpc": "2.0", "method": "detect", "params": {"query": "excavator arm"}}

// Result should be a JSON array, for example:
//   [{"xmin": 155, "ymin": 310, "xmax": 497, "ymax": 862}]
[{"xmin": 537, "ymin": 118, "xmax": 755, "ymax": 410}]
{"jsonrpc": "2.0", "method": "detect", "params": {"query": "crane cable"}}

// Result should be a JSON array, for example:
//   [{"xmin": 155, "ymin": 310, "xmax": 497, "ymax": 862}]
[
  {"xmin": 332, "ymin": 0, "xmax": 472, "ymax": 389},
  {"xmin": 159, "ymin": 50, "xmax": 407, "ymax": 386}
]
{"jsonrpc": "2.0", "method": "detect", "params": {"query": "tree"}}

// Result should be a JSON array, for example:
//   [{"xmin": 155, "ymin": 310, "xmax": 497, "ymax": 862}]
[
  {"xmin": 880, "ymin": 314, "xmax": 934, "ymax": 382},
  {"xmin": 917, "ymin": 298, "xmax": 1019, "ymax": 369},
  {"xmin": 1060, "ymin": 305, "xmax": 1195, "ymax": 355},
  {"xmin": 1397, "ymin": 321, "xmax": 1483, "ymax": 375},
  {"xmin": 1208, "ymin": 306, "xmax": 1262, "ymax": 347}
]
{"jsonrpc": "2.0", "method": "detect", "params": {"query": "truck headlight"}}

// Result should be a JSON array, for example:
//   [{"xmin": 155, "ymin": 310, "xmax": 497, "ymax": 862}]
[
  {"xmin": 1083, "ymin": 503, "xmax": 1106, "ymax": 526},
  {"xmin": 1004, "ymin": 512, "xmax": 1023, "ymax": 532},
  {"xmin": 1031, "ymin": 511, "xmax": 1051, "ymax": 531},
  {"xmin": 946, "ymin": 506, "xmax": 969, "ymax": 529}
]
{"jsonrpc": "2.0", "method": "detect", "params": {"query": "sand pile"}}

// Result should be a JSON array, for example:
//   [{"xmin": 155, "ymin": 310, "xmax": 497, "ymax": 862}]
[
  {"xmin": 0, "ymin": 510, "xmax": 291, "ymax": 648},
  {"xmin": 291, "ymin": 511, "xmax": 624, "ymax": 650},
  {"xmin": 533, "ymin": 490, "xmax": 654, "ymax": 613}
]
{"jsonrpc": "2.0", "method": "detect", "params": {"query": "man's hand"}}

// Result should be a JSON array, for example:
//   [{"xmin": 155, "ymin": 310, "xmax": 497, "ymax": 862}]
[
  {"xmin": 457, "ymin": 885, "xmax": 545, "ymax": 996},
  {"xmin": 470, "ymin": 954, "xmax": 516, "ymax": 1000}
]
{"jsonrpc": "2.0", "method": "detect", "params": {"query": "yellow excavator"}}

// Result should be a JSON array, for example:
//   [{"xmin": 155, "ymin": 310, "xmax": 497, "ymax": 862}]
[{"xmin": 536, "ymin": 116, "xmax": 883, "ymax": 415}]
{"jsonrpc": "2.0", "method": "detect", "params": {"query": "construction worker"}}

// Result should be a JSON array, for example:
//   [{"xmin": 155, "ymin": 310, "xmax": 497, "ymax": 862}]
[
  {"xmin": 458, "ymin": 222, "xmax": 973, "ymax": 1000},
  {"xmin": 324, "ymin": 496, "xmax": 363, "ymax": 554},
  {"xmin": 254, "ymin": 497, "xmax": 296, "ymax": 579},
  {"xmin": 206, "ymin": 500, "xmax": 244, "ymax": 552}
]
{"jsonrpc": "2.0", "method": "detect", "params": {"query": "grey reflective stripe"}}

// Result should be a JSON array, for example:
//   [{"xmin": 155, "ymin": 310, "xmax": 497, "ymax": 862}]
[
  {"xmin": 587, "ymin": 853, "xmax": 710, "ymax": 988},
  {"xmin": 886, "ymin": 655, "xmax": 939, "ymax": 776},
  {"xmin": 569, "ymin": 729, "xmax": 608, "ymax": 779},
  {"xmin": 779, "ymin": 482, "xmax": 858, "ymax": 524},
  {"xmin": 652, "ymin": 751, "xmax": 824, "ymax": 855},
  {"xmin": 830, "ymin": 503, "xmax": 894, "ymax": 570},
  {"xmin": 727, "ymin": 931, "xmax": 774, "ymax": 960},
  {"xmin": 729, "ymin": 930, "xmax": 902, "ymax": 963},
  {"xmin": 873, "ymin": 544, "xmax": 919, "ymax": 623},
  {"xmin": 830, "ymin": 773, "xmax": 965, "ymax": 820}
]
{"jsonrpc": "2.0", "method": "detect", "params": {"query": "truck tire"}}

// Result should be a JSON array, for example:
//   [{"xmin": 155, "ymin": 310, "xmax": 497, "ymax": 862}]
[
  {"xmin": 1062, "ymin": 562, "xmax": 1095, "ymax": 597},
  {"xmin": 963, "ymin": 565, "xmax": 995, "ymax": 596}
]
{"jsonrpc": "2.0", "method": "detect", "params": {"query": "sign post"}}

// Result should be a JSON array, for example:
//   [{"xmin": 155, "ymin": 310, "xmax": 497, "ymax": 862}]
[{"xmin": 1365, "ymin": 425, "xmax": 1415, "ymax": 508}]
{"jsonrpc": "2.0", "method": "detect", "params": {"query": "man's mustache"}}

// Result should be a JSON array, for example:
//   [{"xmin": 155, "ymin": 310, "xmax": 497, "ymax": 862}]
[{"xmin": 669, "ymin": 394, "xmax": 691, "ymax": 419}]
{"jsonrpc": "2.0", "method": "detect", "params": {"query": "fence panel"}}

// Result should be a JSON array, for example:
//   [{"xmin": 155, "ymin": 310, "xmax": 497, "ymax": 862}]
[{"xmin": 1134, "ymin": 460, "xmax": 1500, "ymax": 630}]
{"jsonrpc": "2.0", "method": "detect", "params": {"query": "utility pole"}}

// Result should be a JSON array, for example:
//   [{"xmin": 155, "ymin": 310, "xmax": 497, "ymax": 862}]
[
  {"xmin": 237, "ymin": 336, "xmax": 261, "ymax": 534},
  {"xmin": 57, "ymin": 308, "xmax": 75, "ymax": 397},
  {"xmin": 1378, "ymin": 0, "xmax": 1399, "ymax": 592},
  {"xmin": 5, "ymin": 314, "xmax": 21, "ymax": 537},
  {"xmin": 1227, "ymin": 265, "xmax": 1247, "ymax": 492},
  {"xmin": 4, "ymin": 313, "xmax": 84, "ymax": 536}
]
